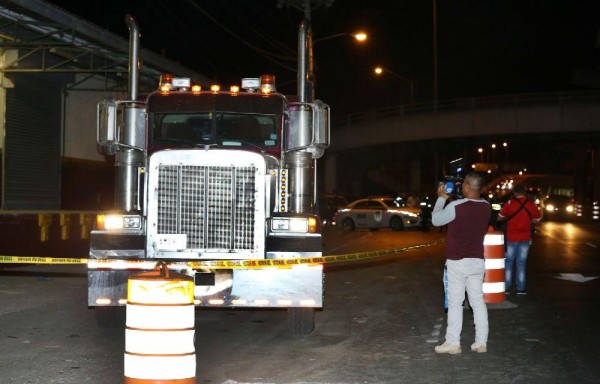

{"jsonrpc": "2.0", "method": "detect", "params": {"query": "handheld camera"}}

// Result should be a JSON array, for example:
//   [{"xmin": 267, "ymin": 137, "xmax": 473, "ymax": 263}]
[{"xmin": 442, "ymin": 158, "xmax": 465, "ymax": 199}]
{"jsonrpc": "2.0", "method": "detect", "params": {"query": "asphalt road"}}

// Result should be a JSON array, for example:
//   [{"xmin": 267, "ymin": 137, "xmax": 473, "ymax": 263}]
[{"xmin": 1, "ymin": 222, "xmax": 599, "ymax": 384}]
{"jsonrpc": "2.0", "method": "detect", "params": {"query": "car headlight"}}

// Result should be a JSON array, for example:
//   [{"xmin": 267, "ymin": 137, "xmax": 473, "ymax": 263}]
[
  {"xmin": 566, "ymin": 205, "xmax": 574, "ymax": 213},
  {"xmin": 400, "ymin": 211, "xmax": 418, "ymax": 218},
  {"xmin": 97, "ymin": 213, "xmax": 142, "ymax": 230},
  {"xmin": 545, "ymin": 204, "xmax": 555, "ymax": 212}
]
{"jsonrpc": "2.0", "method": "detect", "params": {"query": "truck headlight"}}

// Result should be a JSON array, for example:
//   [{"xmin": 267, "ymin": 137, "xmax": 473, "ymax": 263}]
[
  {"xmin": 289, "ymin": 218, "xmax": 308, "ymax": 232},
  {"xmin": 97, "ymin": 213, "xmax": 142, "ymax": 230},
  {"xmin": 272, "ymin": 218, "xmax": 290, "ymax": 231},
  {"xmin": 271, "ymin": 217, "xmax": 318, "ymax": 233}
]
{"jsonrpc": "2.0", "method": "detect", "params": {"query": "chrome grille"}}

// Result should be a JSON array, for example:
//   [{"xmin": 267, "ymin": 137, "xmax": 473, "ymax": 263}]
[{"xmin": 157, "ymin": 164, "xmax": 256, "ymax": 250}]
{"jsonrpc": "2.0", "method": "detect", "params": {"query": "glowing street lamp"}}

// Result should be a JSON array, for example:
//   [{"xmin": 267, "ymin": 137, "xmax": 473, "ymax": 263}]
[
  {"xmin": 373, "ymin": 66, "xmax": 414, "ymax": 103},
  {"xmin": 314, "ymin": 31, "xmax": 368, "ymax": 45}
]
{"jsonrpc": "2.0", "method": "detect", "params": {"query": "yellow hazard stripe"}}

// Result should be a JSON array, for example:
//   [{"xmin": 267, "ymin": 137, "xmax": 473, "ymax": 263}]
[{"xmin": 0, "ymin": 240, "xmax": 444, "ymax": 269}]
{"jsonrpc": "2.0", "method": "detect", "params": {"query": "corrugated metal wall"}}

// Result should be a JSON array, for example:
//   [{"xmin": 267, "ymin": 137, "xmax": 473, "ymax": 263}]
[{"xmin": 3, "ymin": 74, "xmax": 61, "ymax": 209}]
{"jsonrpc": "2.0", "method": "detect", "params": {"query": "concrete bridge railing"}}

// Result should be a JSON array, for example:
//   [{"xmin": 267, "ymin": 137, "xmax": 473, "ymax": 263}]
[{"xmin": 330, "ymin": 91, "xmax": 600, "ymax": 152}]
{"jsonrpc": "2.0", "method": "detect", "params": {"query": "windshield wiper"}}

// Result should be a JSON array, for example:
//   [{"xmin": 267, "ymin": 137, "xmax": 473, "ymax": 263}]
[{"xmin": 219, "ymin": 139, "xmax": 265, "ymax": 152}]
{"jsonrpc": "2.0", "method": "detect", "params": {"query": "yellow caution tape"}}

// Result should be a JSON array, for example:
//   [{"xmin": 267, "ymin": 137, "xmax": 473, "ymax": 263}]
[
  {"xmin": 0, "ymin": 255, "xmax": 87, "ymax": 264},
  {"xmin": 0, "ymin": 240, "xmax": 443, "ymax": 269}
]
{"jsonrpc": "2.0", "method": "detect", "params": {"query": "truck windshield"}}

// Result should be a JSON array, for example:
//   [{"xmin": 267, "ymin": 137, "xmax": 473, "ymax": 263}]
[{"xmin": 151, "ymin": 112, "xmax": 278, "ymax": 148}]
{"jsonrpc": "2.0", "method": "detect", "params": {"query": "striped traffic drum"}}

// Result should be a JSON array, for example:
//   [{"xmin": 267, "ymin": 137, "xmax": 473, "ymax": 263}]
[
  {"xmin": 124, "ymin": 262, "xmax": 196, "ymax": 384},
  {"xmin": 483, "ymin": 227, "xmax": 506, "ymax": 303}
]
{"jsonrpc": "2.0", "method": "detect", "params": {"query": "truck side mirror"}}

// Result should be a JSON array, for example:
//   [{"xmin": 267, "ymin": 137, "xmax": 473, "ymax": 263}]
[
  {"xmin": 97, "ymin": 99, "xmax": 120, "ymax": 155},
  {"xmin": 312, "ymin": 100, "xmax": 330, "ymax": 153},
  {"xmin": 285, "ymin": 100, "xmax": 330, "ymax": 159},
  {"xmin": 97, "ymin": 99, "xmax": 146, "ymax": 155}
]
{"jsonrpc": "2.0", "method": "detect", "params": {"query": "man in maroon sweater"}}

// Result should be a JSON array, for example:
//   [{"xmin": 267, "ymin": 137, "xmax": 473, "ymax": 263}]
[{"xmin": 432, "ymin": 172, "xmax": 491, "ymax": 354}]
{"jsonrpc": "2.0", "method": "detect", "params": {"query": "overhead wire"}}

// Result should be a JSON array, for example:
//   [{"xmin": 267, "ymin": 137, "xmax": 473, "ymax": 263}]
[
  {"xmin": 187, "ymin": 0, "xmax": 297, "ymax": 72},
  {"xmin": 221, "ymin": 0, "xmax": 297, "ymax": 57},
  {"xmin": 152, "ymin": 0, "xmax": 240, "ymax": 74}
]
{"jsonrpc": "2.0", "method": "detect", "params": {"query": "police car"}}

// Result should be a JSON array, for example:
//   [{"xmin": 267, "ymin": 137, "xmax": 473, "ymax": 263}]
[{"xmin": 334, "ymin": 197, "xmax": 422, "ymax": 231}]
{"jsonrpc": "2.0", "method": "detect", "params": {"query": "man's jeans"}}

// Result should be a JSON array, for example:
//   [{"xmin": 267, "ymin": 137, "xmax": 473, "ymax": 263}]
[
  {"xmin": 445, "ymin": 258, "xmax": 488, "ymax": 345},
  {"xmin": 505, "ymin": 241, "xmax": 530, "ymax": 292}
]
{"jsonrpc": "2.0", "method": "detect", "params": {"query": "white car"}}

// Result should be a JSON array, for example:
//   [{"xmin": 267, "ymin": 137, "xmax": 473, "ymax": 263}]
[{"xmin": 334, "ymin": 197, "xmax": 422, "ymax": 231}]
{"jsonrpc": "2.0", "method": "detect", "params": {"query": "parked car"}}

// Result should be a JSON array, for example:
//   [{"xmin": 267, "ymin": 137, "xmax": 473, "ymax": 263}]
[
  {"xmin": 334, "ymin": 197, "xmax": 422, "ymax": 231},
  {"xmin": 318, "ymin": 194, "xmax": 349, "ymax": 226}
]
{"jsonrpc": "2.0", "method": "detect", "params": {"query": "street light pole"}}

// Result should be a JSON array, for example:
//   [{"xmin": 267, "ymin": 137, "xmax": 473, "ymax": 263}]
[{"xmin": 374, "ymin": 66, "xmax": 415, "ymax": 103}]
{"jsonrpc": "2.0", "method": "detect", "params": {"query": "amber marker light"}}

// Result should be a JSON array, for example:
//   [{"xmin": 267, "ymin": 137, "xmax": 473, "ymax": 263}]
[
  {"xmin": 96, "ymin": 214, "xmax": 105, "ymax": 230},
  {"xmin": 191, "ymin": 84, "xmax": 201, "ymax": 93},
  {"xmin": 210, "ymin": 84, "xmax": 220, "ymax": 92}
]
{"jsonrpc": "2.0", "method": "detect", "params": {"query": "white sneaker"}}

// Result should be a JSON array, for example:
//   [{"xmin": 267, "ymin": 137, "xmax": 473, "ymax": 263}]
[
  {"xmin": 435, "ymin": 342, "xmax": 462, "ymax": 354},
  {"xmin": 471, "ymin": 341, "xmax": 487, "ymax": 353}
]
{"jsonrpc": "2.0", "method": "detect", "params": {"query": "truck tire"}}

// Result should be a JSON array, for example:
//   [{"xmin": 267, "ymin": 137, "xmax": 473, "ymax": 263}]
[
  {"xmin": 287, "ymin": 307, "xmax": 315, "ymax": 335},
  {"xmin": 94, "ymin": 306, "xmax": 126, "ymax": 328}
]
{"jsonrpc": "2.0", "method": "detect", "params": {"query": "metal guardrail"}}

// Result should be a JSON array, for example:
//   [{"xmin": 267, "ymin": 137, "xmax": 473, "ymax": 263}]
[{"xmin": 332, "ymin": 91, "xmax": 600, "ymax": 128}]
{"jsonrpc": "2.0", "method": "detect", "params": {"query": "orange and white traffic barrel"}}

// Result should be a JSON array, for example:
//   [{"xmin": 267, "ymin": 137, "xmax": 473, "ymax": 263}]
[
  {"xmin": 483, "ymin": 227, "xmax": 506, "ymax": 303},
  {"xmin": 124, "ymin": 262, "xmax": 196, "ymax": 384}
]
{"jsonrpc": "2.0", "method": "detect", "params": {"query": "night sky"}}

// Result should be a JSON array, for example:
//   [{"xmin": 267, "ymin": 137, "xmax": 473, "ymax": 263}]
[{"xmin": 48, "ymin": 0, "xmax": 600, "ymax": 116}]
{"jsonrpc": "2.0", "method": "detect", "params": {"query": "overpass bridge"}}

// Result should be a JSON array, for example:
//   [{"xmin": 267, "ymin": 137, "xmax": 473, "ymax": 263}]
[{"xmin": 323, "ymin": 91, "xmax": 600, "ymax": 203}]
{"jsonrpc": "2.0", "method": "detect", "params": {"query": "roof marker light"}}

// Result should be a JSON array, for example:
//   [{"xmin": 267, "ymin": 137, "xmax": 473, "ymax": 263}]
[
  {"xmin": 160, "ymin": 84, "xmax": 171, "ymax": 93},
  {"xmin": 230, "ymin": 85, "xmax": 240, "ymax": 94},
  {"xmin": 210, "ymin": 84, "xmax": 220, "ymax": 92},
  {"xmin": 260, "ymin": 74, "xmax": 276, "ymax": 94},
  {"xmin": 191, "ymin": 84, "xmax": 201, "ymax": 93}
]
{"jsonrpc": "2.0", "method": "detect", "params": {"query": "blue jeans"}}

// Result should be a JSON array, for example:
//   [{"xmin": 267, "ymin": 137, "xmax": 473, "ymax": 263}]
[{"xmin": 505, "ymin": 241, "xmax": 530, "ymax": 292}]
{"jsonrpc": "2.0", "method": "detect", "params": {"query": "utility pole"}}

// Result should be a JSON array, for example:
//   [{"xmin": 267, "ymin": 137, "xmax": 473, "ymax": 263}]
[{"xmin": 433, "ymin": 0, "xmax": 438, "ymax": 111}]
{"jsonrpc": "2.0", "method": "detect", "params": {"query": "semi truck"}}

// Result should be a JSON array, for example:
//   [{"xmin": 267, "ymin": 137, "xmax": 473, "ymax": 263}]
[{"xmin": 88, "ymin": 15, "xmax": 329, "ymax": 334}]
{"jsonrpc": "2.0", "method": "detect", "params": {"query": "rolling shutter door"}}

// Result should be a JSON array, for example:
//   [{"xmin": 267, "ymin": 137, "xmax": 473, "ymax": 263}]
[{"xmin": 3, "ymin": 74, "xmax": 61, "ymax": 209}]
